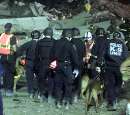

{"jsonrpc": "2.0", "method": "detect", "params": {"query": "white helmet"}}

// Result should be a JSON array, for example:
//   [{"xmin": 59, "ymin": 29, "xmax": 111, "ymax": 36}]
[{"xmin": 84, "ymin": 32, "xmax": 93, "ymax": 40}]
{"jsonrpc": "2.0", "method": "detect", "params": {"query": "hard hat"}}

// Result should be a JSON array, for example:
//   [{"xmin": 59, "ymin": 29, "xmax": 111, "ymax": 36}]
[
  {"xmin": 113, "ymin": 31, "xmax": 121, "ymax": 38},
  {"xmin": 84, "ymin": 31, "xmax": 93, "ymax": 40}
]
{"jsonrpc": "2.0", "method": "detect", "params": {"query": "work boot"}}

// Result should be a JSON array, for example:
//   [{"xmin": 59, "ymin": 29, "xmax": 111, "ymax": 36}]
[
  {"xmin": 42, "ymin": 95, "xmax": 48, "ymax": 102},
  {"xmin": 47, "ymin": 96, "xmax": 54, "ymax": 104},
  {"xmin": 65, "ymin": 102, "xmax": 69, "ymax": 110},
  {"xmin": 6, "ymin": 90, "xmax": 14, "ymax": 97},
  {"xmin": 29, "ymin": 93, "xmax": 33, "ymax": 99},
  {"xmin": 56, "ymin": 101, "xmax": 62, "ymax": 109},
  {"xmin": 73, "ymin": 95, "xmax": 78, "ymax": 103},
  {"xmin": 107, "ymin": 102, "xmax": 117, "ymax": 111}
]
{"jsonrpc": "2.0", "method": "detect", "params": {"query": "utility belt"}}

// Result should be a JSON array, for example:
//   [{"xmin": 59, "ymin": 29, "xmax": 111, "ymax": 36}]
[{"xmin": 39, "ymin": 57, "xmax": 50, "ymax": 61}]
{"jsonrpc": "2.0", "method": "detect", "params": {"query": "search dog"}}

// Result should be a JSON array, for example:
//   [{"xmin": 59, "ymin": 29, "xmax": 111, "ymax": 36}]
[
  {"xmin": 81, "ymin": 73, "xmax": 104, "ymax": 112},
  {"xmin": 14, "ymin": 57, "xmax": 25, "ymax": 93}
]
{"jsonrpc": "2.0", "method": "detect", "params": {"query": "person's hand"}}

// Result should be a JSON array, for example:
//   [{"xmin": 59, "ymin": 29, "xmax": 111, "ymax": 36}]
[
  {"xmin": 96, "ymin": 67, "xmax": 101, "ymax": 73},
  {"xmin": 73, "ymin": 69, "xmax": 79, "ymax": 78}
]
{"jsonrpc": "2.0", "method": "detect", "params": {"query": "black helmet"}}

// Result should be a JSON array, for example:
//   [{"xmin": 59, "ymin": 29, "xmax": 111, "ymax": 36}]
[
  {"xmin": 72, "ymin": 28, "xmax": 80, "ymax": 37},
  {"xmin": 113, "ymin": 31, "xmax": 121, "ymax": 39},
  {"xmin": 95, "ymin": 28, "xmax": 105, "ymax": 36},
  {"xmin": 31, "ymin": 30, "xmax": 41, "ymax": 39},
  {"xmin": 43, "ymin": 27, "xmax": 53, "ymax": 37},
  {"xmin": 62, "ymin": 29, "xmax": 72, "ymax": 38},
  {"xmin": 4, "ymin": 23, "xmax": 12, "ymax": 29}
]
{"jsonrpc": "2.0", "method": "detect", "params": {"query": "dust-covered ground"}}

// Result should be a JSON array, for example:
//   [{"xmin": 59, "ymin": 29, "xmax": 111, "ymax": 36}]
[{"xmin": 3, "ymin": 81, "xmax": 130, "ymax": 115}]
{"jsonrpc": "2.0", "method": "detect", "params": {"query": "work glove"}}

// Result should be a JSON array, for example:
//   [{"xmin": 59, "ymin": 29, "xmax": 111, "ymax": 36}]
[
  {"xmin": 96, "ymin": 67, "xmax": 101, "ymax": 73},
  {"xmin": 73, "ymin": 69, "xmax": 79, "ymax": 78}
]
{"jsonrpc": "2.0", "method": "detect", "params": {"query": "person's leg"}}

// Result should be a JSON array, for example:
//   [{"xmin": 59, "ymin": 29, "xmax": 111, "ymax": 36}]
[
  {"xmin": 25, "ymin": 66, "xmax": 34, "ymax": 95},
  {"xmin": 47, "ymin": 71, "xmax": 55, "ymax": 104},
  {"xmin": 3, "ymin": 62, "xmax": 9, "ymax": 91},
  {"xmin": 64, "ymin": 76, "xmax": 73, "ymax": 109},
  {"xmin": 47, "ymin": 75, "xmax": 54, "ymax": 97},
  {"xmin": 0, "ymin": 91, "xmax": 3, "ymax": 115},
  {"xmin": 72, "ymin": 75, "xmax": 81, "ymax": 103},
  {"xmin": 4, "ymin": 63, "xmax": 15, "ymax": 96},
  {"xmin": 74, "ymin": 65, "xmax": 83, "ymax": 98},
  {"xmin": 54, "ymin": 71, "xmax": 63, "ymax": 107},
  {"xmin": 37, "ymin": 67, "xmax": 48, "ymax": 99},
  {"xmin": 114, "ymin": 67, "xmax": 123, "ymax": 98},
  {"xmin": 104, "ymin": 69, "xmax": 116, "ymax": 106}
]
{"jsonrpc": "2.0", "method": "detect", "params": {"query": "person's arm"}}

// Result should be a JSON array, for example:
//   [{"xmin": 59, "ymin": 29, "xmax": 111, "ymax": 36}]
[
  {"xmin": 33, "ymin": 41, "xmax": 40, "ymax": 71},
  {"xmin": 16, "ymin": 41, "xmax": 30, "ymax": 57},
  {"xmin": 10, "ymin": 36, "xmax": 17, "ymax": 54},
  {"xmin": 83, "ymin": 41, "xmax": 86, "ymax": 58},
  {"xmin": 70, "ymin": 43, "xmax": 79, "ymax": 69},
  {"xmin": 121, "ymin": 43, "xmax": 129, "ymax": 62}
]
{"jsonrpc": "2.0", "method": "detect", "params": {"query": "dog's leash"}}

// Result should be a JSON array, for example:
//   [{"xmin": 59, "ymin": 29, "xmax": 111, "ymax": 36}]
[
  {"xmin": 88, "ymin": 73, "xmax": 101, "ymax": 85},
  {"xmin": 85, "ymin": 72, "xmax": 104, "ymax": 92}
]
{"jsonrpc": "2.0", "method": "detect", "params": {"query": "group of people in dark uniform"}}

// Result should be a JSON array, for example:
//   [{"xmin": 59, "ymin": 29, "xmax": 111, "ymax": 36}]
[{"xmin": 0, "ymin": 22, "xmax": 129, "ymax": 114}]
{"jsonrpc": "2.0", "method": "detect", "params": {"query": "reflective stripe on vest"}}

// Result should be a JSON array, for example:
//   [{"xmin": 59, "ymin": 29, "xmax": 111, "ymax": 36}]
[{"xmin": 0, "ymin": 33, "xmax": 13, "ymax": 55}]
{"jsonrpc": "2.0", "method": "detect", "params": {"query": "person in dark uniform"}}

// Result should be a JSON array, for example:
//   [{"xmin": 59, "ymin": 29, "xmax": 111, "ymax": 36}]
[
  {"xmin": 92, "ymin": 27, "xmax": 107, "ymax": 60},
  {"xmin": 71, "ymin": 28, "xmax": 86, "ymax": 102},
  {"xmin": 34, "ymin": 27, "xmax": 55, "ymax": 103},
  {"xmin": 90, "ymin": 28, "xmax": 107, "ymax": 79},
  {"xmin": 104, "ymin": 31, "xmax": 128, "ymax": 111},
  {"xmin": 1, "ymin": 23, "xmax": 17, "ymax": 97},
  {"xmin": 17, "ymin": 30, "xmax": 41, "ymax": 97},
  {"xmin": 52, "ymin": 29, "xmax": 79, "ymax": 109}
]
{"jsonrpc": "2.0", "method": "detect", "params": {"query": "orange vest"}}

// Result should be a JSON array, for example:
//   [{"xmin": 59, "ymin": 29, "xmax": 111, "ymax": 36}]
[{"xmin": 0, "ymin": 33, "xmax": 13, "ymax": 55}]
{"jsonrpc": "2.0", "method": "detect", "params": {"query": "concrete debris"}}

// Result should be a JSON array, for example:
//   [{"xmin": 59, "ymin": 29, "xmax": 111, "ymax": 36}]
[{"xmin": 14, "ymin": 1, "xmax": 25, "ymax": 7}]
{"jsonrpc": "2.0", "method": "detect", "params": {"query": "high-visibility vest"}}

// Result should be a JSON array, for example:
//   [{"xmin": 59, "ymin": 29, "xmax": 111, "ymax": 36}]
[{"xmin": 0, "ymin": 33, "xmax": 13, "ymax": 55}]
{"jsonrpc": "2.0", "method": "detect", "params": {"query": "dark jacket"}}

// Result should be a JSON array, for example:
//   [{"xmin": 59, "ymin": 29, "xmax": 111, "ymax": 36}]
[
  {"xmin": 52, "ymin": 37, "xmax": 79, "ymax": 69},
  {"xmin": 92, "ymin": 36, "xmax": 108, "ymax": 59},
  {"xmin": 35, "ymin": 37, "xmax": 55, "ymax": 63},
  {"xmin": 104, "ymin": 38, "xmax": 128, "ymax": 67},
  {"xmin": 17, "ymin": 40, "xmax": 37, "ymax": 61},
  {"xmin": 71, "ymin": 38, "xmax": 86, "ymax": 66}
]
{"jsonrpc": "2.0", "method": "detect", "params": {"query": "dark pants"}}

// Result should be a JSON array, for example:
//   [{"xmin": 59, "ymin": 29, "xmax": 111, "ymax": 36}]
[
  {"xmin": 104, "ymin": 67, "xmax": 122, "ymax": 104},
  {"xmin": 37, "ymin": 61, "xmax": 54, "ymax": 97},
  {"xmin": 47, "ymin": 75, "xmax": 54, "ymax": 96},
  {"xmin": 73, "ymin": 65, "xmax": 83, "ymax": 98},
  {"xmin": 0, "ymin": 91, "xmax": 3, "ymax": 115},
  {"xmin": 54, "ymin": 65, "xmax": 73, "ymax": 103},
  {"xmin": 26, "ymin": 60, "xmax": 37, "ymax": 94},
  {"xmin": 2, "ymin": 62, "xmax": 15, "ymax": 92}
]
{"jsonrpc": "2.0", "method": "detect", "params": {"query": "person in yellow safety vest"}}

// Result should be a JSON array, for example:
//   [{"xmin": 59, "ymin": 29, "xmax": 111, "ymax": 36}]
[{"xmin": 0, "ymin": 23, "xmax": 17, "ymax": 97}]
